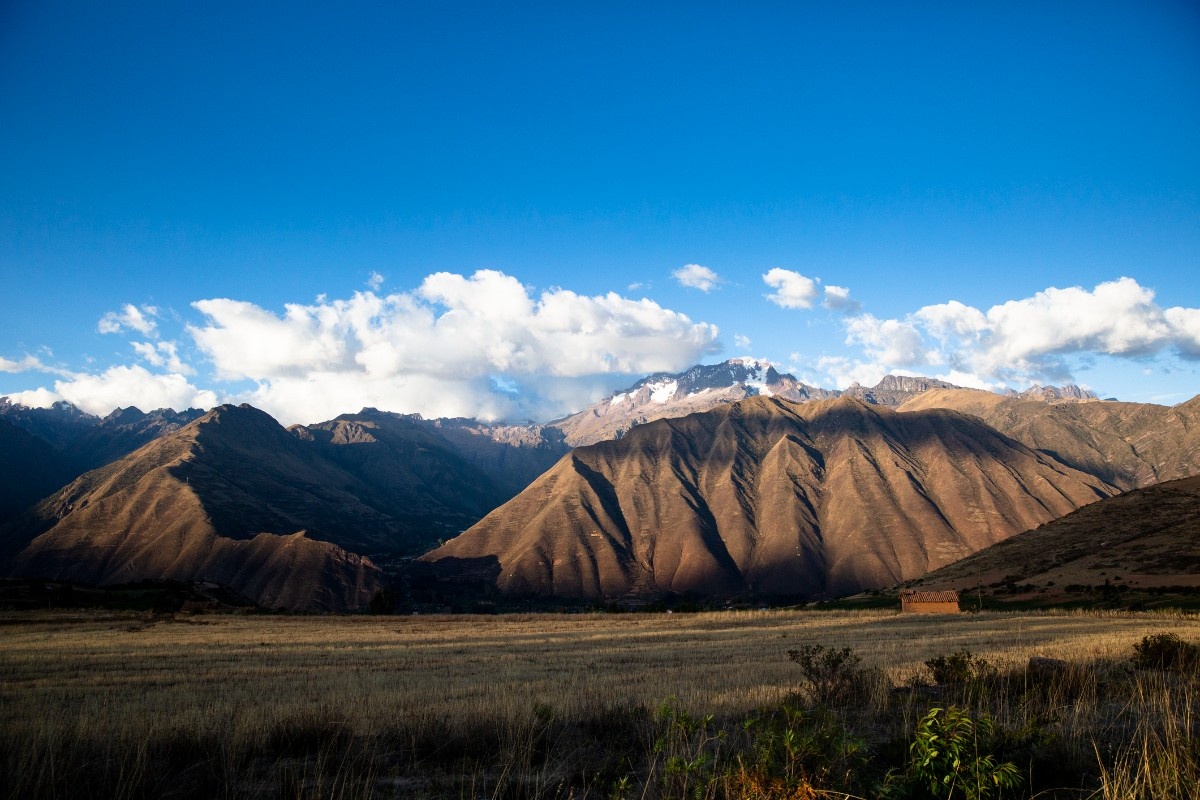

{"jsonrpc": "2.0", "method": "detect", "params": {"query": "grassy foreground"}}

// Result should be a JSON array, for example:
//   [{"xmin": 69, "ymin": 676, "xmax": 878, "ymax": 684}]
[{"xmin": 2, "ymin": 608, "xmax": 1198, "ymax": 799}]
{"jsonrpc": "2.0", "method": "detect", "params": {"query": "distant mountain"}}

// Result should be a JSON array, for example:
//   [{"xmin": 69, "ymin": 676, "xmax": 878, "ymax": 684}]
[
  {"xmin": 0, "ymin": 398, "xmax": 97, "ymax": 449},
  {"xmin": 64, "ymin": 406, "xmax": 206, "ymax": 474},
  {"xmin": 899, "ymin": 390, "xmax": 1200, "ymax": 490},
  {"xmin": 425, "ymin": 417, "xmax": 569, "ymax": 495},
  {"xmin": 422, "ymin": 396, "xmax": 1113, "ymax": 601},
  {"xmin": 292, "ymin": 408, "xmax": 535, "ymax": 539},
  {"xmin": 902, "ymin": 475, "xmax": 1200, "ymax": 605},
  {"xmin": 548, "ymin": 358, "xmax": 838, "ymax": 446},
  {"xmin": 1007, "ymin": 384, "xmax": 1099, "ymax": 403},
  {"xmin": 841, "ymin": 375, "xmax": 965, "ymax": 406}
]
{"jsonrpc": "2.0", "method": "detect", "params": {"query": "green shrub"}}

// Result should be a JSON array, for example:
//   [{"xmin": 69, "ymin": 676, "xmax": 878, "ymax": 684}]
[
  {"xmin": 883, "ymin": 706, "xmax": 1022, "ymax": 800},
  {"xmin": 786, "ymin": 644, "xmax": 863, "ymax": 706},
  {"xmin": 1131, "ymin": 633, "xmax": 1200, "ymax": 672},
  {"xmin": 925, "ymin": 650, "xmax": 994, "ymax": 685}
]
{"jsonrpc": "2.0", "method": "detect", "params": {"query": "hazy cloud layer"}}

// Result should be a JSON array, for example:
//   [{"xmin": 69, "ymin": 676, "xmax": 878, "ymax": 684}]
[{"xmin": 823, "ymin": 277, "xmax": 1200, "ymax": 388}]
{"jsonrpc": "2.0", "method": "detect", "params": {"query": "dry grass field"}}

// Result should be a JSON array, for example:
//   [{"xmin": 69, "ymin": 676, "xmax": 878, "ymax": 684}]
[{"xmin": 3, "ymin": 608, "xmax": 1199, "ymax": 799}]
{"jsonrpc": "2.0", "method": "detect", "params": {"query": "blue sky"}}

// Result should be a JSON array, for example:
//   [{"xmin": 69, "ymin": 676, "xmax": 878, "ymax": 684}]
[{"xmin": 2, "ymin": 1, "xmax": 1198, "ymax": 423}]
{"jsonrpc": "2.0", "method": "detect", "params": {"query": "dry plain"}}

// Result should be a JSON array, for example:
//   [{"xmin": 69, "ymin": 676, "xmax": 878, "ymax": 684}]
[{"xmin": 3, "ymin": 608, "xmax": 1199, "ymax": 799}]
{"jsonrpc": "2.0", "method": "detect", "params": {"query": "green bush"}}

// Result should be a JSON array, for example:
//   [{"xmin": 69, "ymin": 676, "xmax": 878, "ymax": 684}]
[
  {"xmin": 883, "ymin": 706, "xmax": 1022, "ymax": 800},
  {"xmin": 1131, "ymin": 633, "xmax": 1200, "ymax": 671},
  {"xmin": 925, "ymin": 650, "xmax": 994, "ymax": 685},
  {"xmin": 786, "ymin": 644, "xmax": 863, "ymax": 706}
]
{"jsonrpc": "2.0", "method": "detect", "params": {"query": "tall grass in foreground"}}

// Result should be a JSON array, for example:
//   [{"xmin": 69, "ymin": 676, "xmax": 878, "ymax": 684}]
[{"xmin": 1, "ymin": 609, "xmax": 1198, "ymax": 799}]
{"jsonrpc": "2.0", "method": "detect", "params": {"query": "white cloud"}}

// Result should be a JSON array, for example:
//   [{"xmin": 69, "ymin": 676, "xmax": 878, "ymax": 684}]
[
  {"xmin": 21, "ymin": 365, "xmax": 218, "ymax": 415},
  {"xmin": 3, "ymin": 387, "xmax": 61, "ymax": 408},
  {"xmin": 763, "ymin": 268, "xmax": 820, "ymax": 309},
  {"xmin": 844, "ymin": 314, "xmax": 935, "ymax": 367},
  {"xmin": 131, "ymin": 341, "xmax": 193, "ymax": 375},
  {"xmin": 98, "ymin": 304, "xmax": 158, "ymax": 336},
  {"xmin": 734, "ymin": 333, "xmax": 751, "ymax": 350},
  {"xmin": 367, "ymin": 271, "xmax": 385, "ymax": 291},
  {"xmin": 822, "ymin": 285, "xmax": 861, "ymax": 314},
  {"xmin": 1162, "ymin": 306, "xmax": 1200, "ymax": 359},
  {"xmin": 0, "ymin": 354, "xmax": 43, "ymax": 373},
  {"xmin": 816, "ymin": 356, "xmax": 888, "ymax": 389},
  {"xmin": 825, "ymin": 277, "xmax": 1200, "ymax": 390},
  {"xmin": 672, "ymin": 264, "xmax": 719, "ymax": 292},
  {"xmin": 186, "ymin": 269, "xmax": 721, "ymax": 423}
]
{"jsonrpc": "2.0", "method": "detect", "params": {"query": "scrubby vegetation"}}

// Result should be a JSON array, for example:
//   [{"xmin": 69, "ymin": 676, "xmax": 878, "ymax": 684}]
[{"xmin": 1, "ymin": 610, "xmax": 1198, "ymax": 798}]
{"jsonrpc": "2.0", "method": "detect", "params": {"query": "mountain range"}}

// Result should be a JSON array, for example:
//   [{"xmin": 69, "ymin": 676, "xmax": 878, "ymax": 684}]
[
  {"xmin": 421, "ymin": 396, "xmax": 1111, "ymax": 600},
  {"xmin": 0, "ymin": 359, "xmax": 1192, "ymax": 611}
]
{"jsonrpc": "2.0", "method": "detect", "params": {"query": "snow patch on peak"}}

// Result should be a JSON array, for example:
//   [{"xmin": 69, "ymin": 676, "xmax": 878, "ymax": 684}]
[
  {"xmin": 609, "ymin": 392, "xmax": 629, "ymax": 406},
  {"xmin": 648, "ymin": 380, "xmax": 679, "ymax": 404}
]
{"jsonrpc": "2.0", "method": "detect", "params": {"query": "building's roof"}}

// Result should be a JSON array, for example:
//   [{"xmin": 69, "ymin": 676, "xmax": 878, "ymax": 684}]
[{"xmin": 900, "ymin": 590, "xmax": 960, "ymax": 603}]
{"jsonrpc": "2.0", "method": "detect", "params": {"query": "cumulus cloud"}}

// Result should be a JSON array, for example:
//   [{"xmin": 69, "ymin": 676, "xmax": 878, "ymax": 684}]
[
  {"xmin": 672, "ymin": 264, "xmax": 719, "ymax": 292},
  {"xmin": 3, "ymin": 387, "xmax": 61, "ymax": 408},
  {"xmin": 763, "ymin": 268, "xmax": 819, "ymax": 309},
  {"xmin": 99, "ymin": 304, "xmax": 158, "ymax": 336},
  {"xmin": 734, "ymin": 333, "xmax": 751, "ymax": 350},
  {"xmin": 186, "ymin": 269, "xmax": 721, "ymax": 423},
  {"xmin": 844, "ymin": 314, "xmax": 937, "ymax": 367},
  {"xmin": 367, "ymin": 271, "xmax": 384, "ymax": 291},
  {"xmin": 822, "ymin": 285, "xmax": 861, "ymax": 314},
  {"xmin": 824, "ymin": 277, "xmax": 1200, "ymax": 389},
  {"xmin": 14, "ymin": 366, "xmax": 218, "ymax": 415}
]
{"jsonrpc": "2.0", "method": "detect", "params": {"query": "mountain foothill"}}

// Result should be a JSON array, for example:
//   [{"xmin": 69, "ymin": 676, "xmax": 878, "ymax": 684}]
[{"xmin": 1, "ymin": 360, "xmax": 1196, "ymax": 611}]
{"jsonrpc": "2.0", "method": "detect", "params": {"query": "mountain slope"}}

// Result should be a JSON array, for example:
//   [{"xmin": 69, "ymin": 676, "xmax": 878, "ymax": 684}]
[
  {"xmin": 0, "ymin": 419, "xmax": 73, "ymax": 525},
  {"xmin": 3, "ymin": 407, "xmax": 382, "ymax": 611},
  {"xmin": 64, "ymin": 406, "xmax": 205, "ymax": 474},
  {"xmin": 423, "ymin": 396, "xmax": 1113, "ymax": 600},
  {"xmin": 899, "ymin": 390, "xmax": 1200, "ymax": 490},
  {"xmin": 902, "ymin": 475, "xmax": 1200, "ymax": 602},
  {"xmin": 1, "ymin": 403, "xmax": 567, "ymax": 610}
]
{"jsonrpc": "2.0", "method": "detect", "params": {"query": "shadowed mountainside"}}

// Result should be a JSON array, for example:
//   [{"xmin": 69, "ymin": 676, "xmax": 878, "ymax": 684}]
[
  {"xmin": 903, "ymin": 475, "xmax": 1200, "ymax": 602},
  {"xmin": 1, "ymin": 404, "xmax": 539, "ymax": 610},
  {"xmin": 423, "ymin": 396, "xmax": 1113, "ymax": 601},
  {"xmin": 1, "ymin": 410, "xmax": 382, "ymax": 611},
  {"xmin": 0, "ymin": 419, "xmax": 74, "ymax": 526},
  {"xmin": 899, "ymin": 390, "xmax": 1200, "ymax": 490}
]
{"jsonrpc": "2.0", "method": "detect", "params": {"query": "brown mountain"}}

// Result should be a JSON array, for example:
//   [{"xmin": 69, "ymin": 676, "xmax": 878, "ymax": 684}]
[
  {"xmin": 902, "ymin": 475, "xmax": 1200, "ymax": 604},
  {"xmin": 422, "ymin": 396, "xmax": 1113, "ymax": 601},
  {"xmin": 63, "ymin": 406, "xmax": 206, "ymax": 474},
  {"xmin": 899, "ymin": 390, "xmax": 1200, "ymax": 490},
  {"xmin": 2, "ymin": 405, "xmax": 385, "ymax": 611},
  {"xmin": 0, "ymin": 404, "xmax": 569, "ymax": 610}
]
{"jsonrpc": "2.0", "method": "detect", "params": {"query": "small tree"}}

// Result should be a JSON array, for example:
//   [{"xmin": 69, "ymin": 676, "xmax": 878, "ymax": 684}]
[
  {"xmin": 787, "ymin": 644, "xmax": 863, "ymax": 706},
  {"xmin": 884, "ymin": 706, "xmax": 1022, "ymax": 800}
]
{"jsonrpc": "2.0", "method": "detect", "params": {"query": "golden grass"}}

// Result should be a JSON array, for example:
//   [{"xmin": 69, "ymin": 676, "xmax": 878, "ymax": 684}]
[{"xmin": 2, "ymin": 607, "xmax": 1198, "ymax": 799}]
